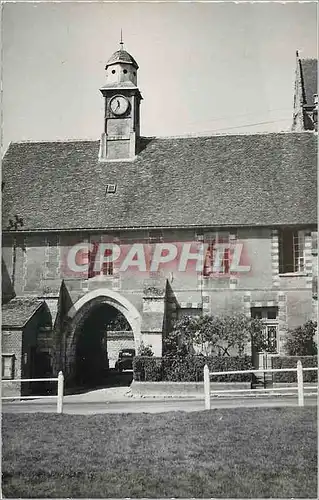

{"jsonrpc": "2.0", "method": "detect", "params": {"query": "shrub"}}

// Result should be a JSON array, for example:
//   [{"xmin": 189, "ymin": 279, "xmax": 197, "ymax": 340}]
[
  {"xmin": 133, "ymin": 356, "xmax": 162, "ymax": 381},
  {"xmin": 205, "ymin": 356, "xmax": 253, "ymax": 382},
  {"xmin": 163, "ymin": 355, "xmax": 253, "ymax": 382},
  {"xmin": 272, "ymin": 356, "xmax": 318, "ymax": 383},
  {"xmin": 137, "ymin": 342, "xmax": 154, "ymax": 357},
  {"xmin": 284, "ymin": 321, "xmax": 317, "ymax": 356},
  {"xmin": 133, "ymin": 355, "xmax": 253, "ymax": 382},
  {"xmin": 162, "ymin": 356, "xmax": 202, "ymax": 382}
]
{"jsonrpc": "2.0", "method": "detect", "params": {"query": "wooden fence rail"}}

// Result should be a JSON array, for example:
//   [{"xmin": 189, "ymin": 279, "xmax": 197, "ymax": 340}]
[
  {"xmin": 1, "ymin": 371, "xmax": 64, "ymax": 414},
  {"xmin": 203, "ymin": 362, "xmax": 318, "ymax": 410}
]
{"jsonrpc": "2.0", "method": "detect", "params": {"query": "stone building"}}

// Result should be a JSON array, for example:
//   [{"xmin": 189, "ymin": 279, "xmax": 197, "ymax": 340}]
[
  {"xmin": 2, "ymin": 45, "xmax": 317, "ymax": 391},
  {"xmin": 292, "ymin": 51, "xmax": 318, "ymax": 132},
  {"xmin": 2, "ymin": 298, "xmax": 52, "ymax": 396}
]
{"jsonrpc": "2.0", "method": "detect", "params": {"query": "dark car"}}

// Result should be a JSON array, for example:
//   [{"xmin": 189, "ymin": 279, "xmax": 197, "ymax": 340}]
[{"xmin": 115, "ymin": 349, "xmax": 136, "ymax": 372}]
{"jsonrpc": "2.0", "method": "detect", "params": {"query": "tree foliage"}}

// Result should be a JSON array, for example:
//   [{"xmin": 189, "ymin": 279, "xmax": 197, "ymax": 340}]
[
  {"xmin": 163, "ymin": 313, "xmax": 267, "ymax": 357},
  {"xmin": 162, "ymin": 316, "xmax": 198, "ymax": 358},
  {"xmin": 284, "ymin": 321, "xmax": 317, "ymax": 356},
  {"xmin": 137, "ymin": 341, "xmax": 154, "ymax": 357},
  {"xmin": 107, "ymin": 312, "xmax": 131, "ymax": 331}
]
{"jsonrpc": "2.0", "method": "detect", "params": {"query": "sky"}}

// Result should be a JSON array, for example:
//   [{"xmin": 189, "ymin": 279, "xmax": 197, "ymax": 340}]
[{"xmin": 1, "ymin": 1, "xmax": 318, "ymax": 152}]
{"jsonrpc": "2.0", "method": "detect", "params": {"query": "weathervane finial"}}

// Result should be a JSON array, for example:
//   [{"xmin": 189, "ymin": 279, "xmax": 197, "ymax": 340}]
[{"xmin": 120, "ymin": 29, "xmax": 124, "ymax": 50}]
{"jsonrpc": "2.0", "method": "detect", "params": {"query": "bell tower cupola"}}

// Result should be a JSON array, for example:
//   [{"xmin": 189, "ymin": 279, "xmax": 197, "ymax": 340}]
[{"xmin": 99, "ymin": 35, "xmax": 143, "ymax": 161}]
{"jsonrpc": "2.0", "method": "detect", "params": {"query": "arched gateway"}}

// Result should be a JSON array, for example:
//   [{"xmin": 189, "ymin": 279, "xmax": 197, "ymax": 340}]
[{"xmin": 63, "ymin": 289, "xmax": 142, "ymax": 385}]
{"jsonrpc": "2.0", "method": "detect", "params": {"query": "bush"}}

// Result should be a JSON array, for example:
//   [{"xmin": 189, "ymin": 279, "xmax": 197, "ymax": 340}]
[
  {"xmin": 133, "ymin": 356, "xmax": 162, "ymax": 381},
  {"xmin": 163, "ymin": 355, "xmax": 253, "ymax": 382},
  {"xmin": 272, "ymin": 356, "xmax": 318, "ymax": 383},
  {"xmin": 133, "ymin": 355, "xmax": 253, "ymax": 382},
  {"xmin": 137, "ymin": 342, "xmax": 154, "ymax": 357},
  {"xmin": 284, "ymin": 321, "xmax": 317, "ymax": 356},
  {"xmin": 161, "ymin": 356, "xmax": 203, "ymax": 382}
]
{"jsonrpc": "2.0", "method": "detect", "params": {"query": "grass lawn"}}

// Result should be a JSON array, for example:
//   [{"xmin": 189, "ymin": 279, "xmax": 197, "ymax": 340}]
[{"xmin": 2, "ymin": 407, "xmax": 317, "ymax": 498}]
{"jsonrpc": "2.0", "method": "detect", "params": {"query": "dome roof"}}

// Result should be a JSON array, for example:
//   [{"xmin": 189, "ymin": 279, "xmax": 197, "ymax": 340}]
[{"xmin": 105, "ymin": 50, "xmax": 139, "ymax": 70}]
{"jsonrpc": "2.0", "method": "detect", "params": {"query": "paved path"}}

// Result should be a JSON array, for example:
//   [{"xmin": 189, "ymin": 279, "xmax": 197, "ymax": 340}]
[{"xmin": 2, "ymin": 395, "xmax": 317, "ymax": 414}]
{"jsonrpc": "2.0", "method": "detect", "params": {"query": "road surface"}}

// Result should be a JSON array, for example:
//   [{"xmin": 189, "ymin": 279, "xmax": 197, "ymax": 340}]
[{"xmin": 2, "ymin": 395, "xmax": 317, "ymax": 414}]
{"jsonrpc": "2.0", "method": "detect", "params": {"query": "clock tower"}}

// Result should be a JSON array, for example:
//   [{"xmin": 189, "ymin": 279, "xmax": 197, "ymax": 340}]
[{"xmin": 99, "ymin": 41, "xmax": 143, "ymax": 161}]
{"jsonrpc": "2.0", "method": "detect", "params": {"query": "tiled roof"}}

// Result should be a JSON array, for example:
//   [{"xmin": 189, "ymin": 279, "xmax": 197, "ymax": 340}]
[
  {"xmin": 301, "ymin": 59, "xmax": 317, "ymax": 105},
  {"xmin": 2, "ymin": 133, "xmax": 317, "ymax": 231},
  {"xmin": 106, "ymin": 50, "xmax": 139, "ymax": 70},
  {"xmin": 2, "ymin": 298, "xmax": 44, "ymax": 328}
]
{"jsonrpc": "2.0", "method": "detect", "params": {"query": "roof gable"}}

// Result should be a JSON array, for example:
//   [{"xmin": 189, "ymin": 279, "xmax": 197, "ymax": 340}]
[{"xmin": 2, "ymin": 298, "xmax": 45, "ymax": 328}]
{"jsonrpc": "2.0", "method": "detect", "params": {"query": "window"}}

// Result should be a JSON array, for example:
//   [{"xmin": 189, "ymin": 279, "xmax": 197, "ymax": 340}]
[
  {"xmin": 251, "ymin": 308, "xmax": 278, "ymax": 353},
  {"xmin": 279, "ymin": 229, "xmax": 305, "ymax": 274},
  {"xmin": 203, "ymin": 232, "xmax": 230, "ymax": 276},
  {"xmin": 148, "ymin": 229, "xmax": 163, "ymax": 243},
  {"xmin": 102, "ymin": 260, "xmax": 114, "ymax": 276},
  {"xmin": 2, "ymin": 354, "xmax": 15, "ymax": 379},
  {"xmin": 105, "ymin": 184, "xmax": 117, "ymax": 194},
  {"xmin": 313, "ymin": 275, "xmax": 318, "ymax": 298},
  {"xmin": 88, "ymin": 241, "xmax": 114, "ymax": 278},
  {"xmin": 311, "ymin": 232, "xmax": 317, "ymax": 255}
]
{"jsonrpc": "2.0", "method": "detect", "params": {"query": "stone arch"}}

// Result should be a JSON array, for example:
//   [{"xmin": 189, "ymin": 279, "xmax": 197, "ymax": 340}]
[
  {"xmin": 64, "ymin": 288, "xmax": 142, "ymax": 382},
  {"xmin": 67, "ymin": 288, "xmax": 142, "ymax": 342}
]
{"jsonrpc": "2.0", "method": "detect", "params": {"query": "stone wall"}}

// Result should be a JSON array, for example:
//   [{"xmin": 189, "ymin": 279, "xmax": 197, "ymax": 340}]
[
  {"xmin": 107, "ymin": 330, "xmax": 135, "ymax": 368},
  {"xmin": 2, "ymin": 302, "xmax": 52, "ymax": 397},
  {"xmin": 2, "ymin": 329, "xmax": 22, "ymax": 397},
  {"xmin": 2, "ymin": 226, "xmax": 316, "ymax": 358}
]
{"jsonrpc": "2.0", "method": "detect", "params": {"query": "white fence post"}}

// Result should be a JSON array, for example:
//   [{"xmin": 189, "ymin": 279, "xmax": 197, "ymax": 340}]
[
  {"xmin": 204, "ymin": 364, "xmax": 211, "ymax": 410},
  {"xmin": 297, "ymin": 360, "xmax": 304, "ymax": 407},
  {"xmin": 57, "ymin": 371, "xmax": 64, "ymax": 414}
]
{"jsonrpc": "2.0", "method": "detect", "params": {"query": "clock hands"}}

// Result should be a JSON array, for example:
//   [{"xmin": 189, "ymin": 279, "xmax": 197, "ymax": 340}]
[{"xmin": 110, "ymin": 96, "xmax": 128, "ymax": 114}]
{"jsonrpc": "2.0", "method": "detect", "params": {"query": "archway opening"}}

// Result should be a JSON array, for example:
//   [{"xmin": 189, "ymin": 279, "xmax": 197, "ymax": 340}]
[{"xmin": 74, "ymin": 302, "xmax": 134, "ymax": 389}]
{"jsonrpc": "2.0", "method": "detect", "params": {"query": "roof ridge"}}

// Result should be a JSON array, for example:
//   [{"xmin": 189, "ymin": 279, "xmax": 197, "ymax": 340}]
[
  {"xmin": 5, "ymin": 130, "xmax": 317, "ymax": 148},
  {"xmin": 153, "ymin": 131, "xmax": 316, "ymax": 140},
  {"xmin": 8, "ymin": 296, "xmax": 43, "ymax": 303},
  {"xmin": 10, "ymin": 138, "xmax": 100, "ymax": 145}
]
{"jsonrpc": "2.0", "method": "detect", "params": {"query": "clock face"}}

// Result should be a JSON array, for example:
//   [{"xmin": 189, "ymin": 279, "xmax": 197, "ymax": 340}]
[{"xmin": 110, "ymin": 95, "xmax": 129, "ymax": 116}]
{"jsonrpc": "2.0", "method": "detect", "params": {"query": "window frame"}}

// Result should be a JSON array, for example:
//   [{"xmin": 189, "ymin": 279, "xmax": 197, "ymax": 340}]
[
  {"xmin": 203, "ymin": 231, "xmax": 231, "ymax": 277},
  {"xmin": 279, "ymin": 229, "xmax": 307, "ymax": 275},
  {"xmin": 2, "ymin": 354, "xmax": 15, "ymax": 380},
  {"xmin": 88, "ymin": 240, "xmax": 114, "ymax": 278}
]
